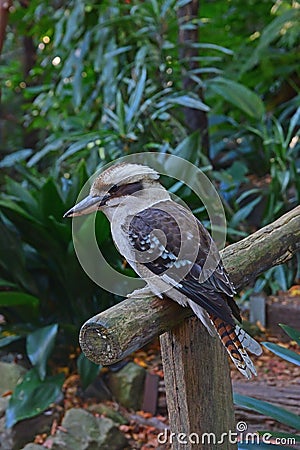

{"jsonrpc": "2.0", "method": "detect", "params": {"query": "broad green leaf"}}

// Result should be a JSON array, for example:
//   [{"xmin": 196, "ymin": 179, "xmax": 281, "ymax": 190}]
[
  {"xmin": 262, "ymin": 342, "xmax": 300, "ymax": 366},
  {"xmin": 236, "ymin": 188, "xmax": 261, "ymax": 204},
  {"xmin": 65, "ymin": 159, "xmax": 89, "ymax": 206},
  {"xmin": 26, "ymin": 324, "xmax": 59, "ymax": 380},
  {"xmin": 0, "ymin": 335, "xmax": 22, "ymax": 348},
  {"xmin": 231, "ymin": 197, "xmax": 262, "ymax": 226},
  {"xmin": 190, "ymin": 42, "xmax": 233, "ymax": 55},
  {"xmin": 116, "ymin": 91, "xmax": 126, "ymax": 135},
  {"xmin": 6, "ymin": 368, "xmax": 64, "ymax": 428},
  {"xmin": 0, "ymin": 221, "xmax": 35, "ymax": 292},
  {"xmin": 105, "ymin": 45, "xmax": 132, "ymax": 58},
  {"xmin": 0, "ymin": 149, "xmax": 33, "ymax": 168},
  {"xmin": 48, "ymin": 216, "xmax": 71, "ymax": 243},
  {"xmin": 166, "ymin": 95, "xmax": 210, "ymax": 112},
  {"xmin": 77, "ymin": 353, "xmax": 101, "ymax": 389},
  {"xmin": 57, "ymin": 134, "xmax": 99, "ymax": 164},
  {"xmin": 0, "ymin": 291, "xmax": 39, "ymax": 309},
  {"xmin": 0, "ymin": 280, "xmax": 18, "ymax": 288},
  {"xmin": 73, "ymin": 62, "xmax": 83, "ymax": 108},
  {"xmin": 5, "ymin": 178, "xmax": 40, "ymax": 218},
  {"xmin": 27, "ymin": 138, "xmax": 64, "ymax": 167},
  {"xmin": 176, "ymin": 0, "xmax": 192, "ymax": 7},
  {"xmin": 280, "ymin": 324, "xmax": 300, "ymax": 345},
  {"xmin": 172, "ymin": 131, "xmax": 201, "ymax": 163},
  {"xmin": 234, "ymin": 394, "xmax": 300, "ymax": 430},
  {"xmin": 62, "ymin": 1, "xmax": 84, "ymax": 47},
  {"xmin": 0, "ymin": 199, "xmax": 37, "ymax": 223},
  {"xmin": 127, "ymin": 67, "xmax": 147, "ymax": 124},
  {"xmin": 277, "ymin": 265, "xmax": 289, "ymax": 291},
  {"xmin": 24, "ymin": 84, "xmax": 53, "ymax": 95},
  {"xmin": 209, "ymin": 78, "xmax": 265, "ymax": 119},
  {"xmin": 0, "ymin": 203, "xmax": 61, "ymax": 257},
  {"xmin": 40, "ymin": 178, "xmax": 65, "ymax": 221},
  {"xmin": 258, "ymin": 430, "xmax": 300, "ymax": 443},
  {"xmin": 286, "ymin": 107, "xmax": 300, "ymax": 147}
]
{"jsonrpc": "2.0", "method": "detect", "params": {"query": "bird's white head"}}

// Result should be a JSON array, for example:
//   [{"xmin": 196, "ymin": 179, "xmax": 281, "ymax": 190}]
[{"xmin": 64, "ymin": 163, "xmax": 166, "ymax": 218}]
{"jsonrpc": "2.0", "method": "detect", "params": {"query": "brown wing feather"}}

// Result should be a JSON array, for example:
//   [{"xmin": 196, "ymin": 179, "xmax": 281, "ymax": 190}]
[{"xmin": 128, "ymin": 201, "xmax": 240, "ymax": 324}]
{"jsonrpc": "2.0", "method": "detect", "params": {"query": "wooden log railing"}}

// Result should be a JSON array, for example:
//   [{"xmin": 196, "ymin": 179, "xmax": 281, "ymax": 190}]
[{"xmin": 79, "ymin": 206, "xmax": 300, "ymax": 450}]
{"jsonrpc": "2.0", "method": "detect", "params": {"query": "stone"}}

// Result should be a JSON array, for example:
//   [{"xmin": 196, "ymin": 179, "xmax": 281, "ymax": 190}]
[
  {"xmin": 83, "ymin": 377, "xmax": 112, "ymax": 401},
  {"xmin": 20, "ymin": 445, "xmax": 44, "ymax": 450},
  {"xmin": 0, "ymin": 409, "xmax": 57, "ymax": 450},
  {"xmin": 0, "ymin": 397, "xmax": 9, "ymax": 418},
  {"xmin": 47, "ymin": 408, "xmax": 127, "ymax": 450},
  {"xmin": 108, "ymin": 362, "xmax": 146, "ymax": 410},
  {"xmin": 11, "ymin": 411, "xmax": 56, "ymax": 449},
  {"xmin": 0, "ymin": 362, "xmax": 26, "ymax": 395},
  {"xmin": 87, "ymin": 403, "xmax": 128, "ymax": 425}
]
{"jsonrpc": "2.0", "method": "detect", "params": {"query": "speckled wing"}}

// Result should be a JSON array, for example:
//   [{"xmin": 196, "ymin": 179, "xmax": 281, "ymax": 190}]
[{"xmin": 127, "ymin": 201, "xmax": 239, "ymax": 325}]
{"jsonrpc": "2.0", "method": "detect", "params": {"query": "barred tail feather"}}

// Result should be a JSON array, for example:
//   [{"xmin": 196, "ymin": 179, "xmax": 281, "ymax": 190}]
[
  {"xmin": 210, "ymin": 315, "xmax": 260, "ymax": 379},
  {"xmin": 235, "ymin": 325, "xmax": 263, "ymax": 356}
]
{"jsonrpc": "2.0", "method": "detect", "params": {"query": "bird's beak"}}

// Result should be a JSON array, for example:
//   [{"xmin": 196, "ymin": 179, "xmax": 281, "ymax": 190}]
[{"xmin": 63, "ymin": 195, "xmax": 103, "ymax": 218}]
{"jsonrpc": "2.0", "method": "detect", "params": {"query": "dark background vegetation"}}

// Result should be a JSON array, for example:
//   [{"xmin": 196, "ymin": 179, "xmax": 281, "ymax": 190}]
[{"xmin": 0, "ymin": 0, "xmax": 299, "ymax": 434}]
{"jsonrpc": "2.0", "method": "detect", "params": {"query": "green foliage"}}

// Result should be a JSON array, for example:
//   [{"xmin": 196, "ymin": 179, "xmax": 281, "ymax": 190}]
[
  {"xmin": 279, "ymin": 324, "xmax": 300, "ymax": 344},
  {"xmin": 0, "ymin": 162, "xmax": 120, "ymax": 354},
  {"xmin": 0, "ymin": 160, "xmax": 121, "ymax": 404},
  {"xmin": 27, "ymin": 324, "xmax": 59, "ymax": 380},
  {"xmin": 77, "ymin": 352, "xmax": 101, "ymax": 390},
  {"xmin": 262, "ymin": 324, "xmax": 300, "ymax": 367},
  {"xmin": 6, "ymin": 369, "xmax": 64, "ymax": 428},
  {"xmin": 262, "ymin": 342, "xmax": 300, "ymax": 366},
  {"xmin": 209, "ymin": 77, "xmax": 265, "ymax": 119},
  {"xmin": 234, "ymin": 393, "xmax": 300, "ymax": 430},
  {"xmin": 6, "ymin": 324, "xmax": 64, "ymax": 428}
]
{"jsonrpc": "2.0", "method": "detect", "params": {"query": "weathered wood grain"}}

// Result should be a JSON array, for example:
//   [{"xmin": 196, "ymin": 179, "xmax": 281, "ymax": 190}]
[{"xmin": 160, "ymin": 317, "xmax": 236, "ymax": 450}]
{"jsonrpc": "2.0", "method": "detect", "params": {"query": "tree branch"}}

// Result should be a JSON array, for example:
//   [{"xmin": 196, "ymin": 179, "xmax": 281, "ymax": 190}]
[{"xmin": 80, "ymin": 206, "xmax": 300, "ymax": 365}]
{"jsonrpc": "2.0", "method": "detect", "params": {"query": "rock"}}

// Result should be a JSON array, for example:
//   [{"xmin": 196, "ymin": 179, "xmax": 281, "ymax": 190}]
[
  {"xmin": 0, "ymin": 362, "xmax": 26, "ymax": 395},
  {"xmin": 83, "ymin": 377, "xmax": 112, "ymax": 401},
  {"xmin": 0, "ymin": 397, "xmax": 9, "ymax": 418},
  {"xmin": 108, "ymin": 362, "xmax": 146, "ymax": 410},
  {"xmin": 11, "ymin": 411, "xmax": 56, "ymax": 450},
  {"xmin": 0, "ymin": 409, "xmax": 58, "ymax": 450},
  {"xmin": 87, "ymin": 403, "xmax": 128, "ymax": 425},
  {"xmin": 21, "ymin": 445, "xmax": 44, "ymax": 450},
  {"xmin": 47, "ymin": 408, "xmax": 127, "ymax": 450}
]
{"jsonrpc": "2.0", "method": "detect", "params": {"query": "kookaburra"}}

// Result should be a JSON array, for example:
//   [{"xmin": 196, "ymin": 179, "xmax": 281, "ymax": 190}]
[{"xmin": 64, "ymin": 162, "xmax": 262, "ymax": 378}]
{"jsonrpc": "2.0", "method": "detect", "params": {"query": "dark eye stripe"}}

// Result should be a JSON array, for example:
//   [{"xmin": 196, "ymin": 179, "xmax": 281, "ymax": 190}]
[
  {"xmin": 109, "ymin": 184, "xmax": 119, "ymax": 193},
  {"xmin": 109, "ymin": 181, "xmax": 143, "ymax": 197}
]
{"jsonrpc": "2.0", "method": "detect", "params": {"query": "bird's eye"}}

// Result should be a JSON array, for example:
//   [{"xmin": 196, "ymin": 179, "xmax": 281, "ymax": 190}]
[{"xmin": 109, "ymin": 184, "xmax": 119, "ymax": 194}]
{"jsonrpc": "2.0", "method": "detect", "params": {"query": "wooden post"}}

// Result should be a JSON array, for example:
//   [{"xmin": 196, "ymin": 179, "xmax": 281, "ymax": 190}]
[
  {"xmin": 79, "ymin": 207, "xmax": 300, "ymax": 449},
  {"xmin": 160, "ymin": 318, "xmax": 236, "ymax": 450}
]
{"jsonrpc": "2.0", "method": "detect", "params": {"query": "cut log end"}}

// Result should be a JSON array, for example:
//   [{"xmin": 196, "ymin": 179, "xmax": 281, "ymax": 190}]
[{"xmin": 79, "ymin": 322, "xmax": 121, "ymax": 365}]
